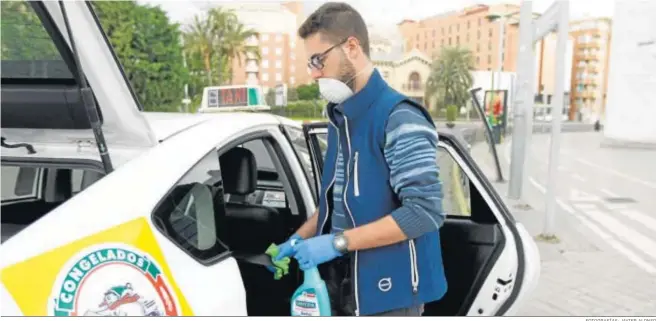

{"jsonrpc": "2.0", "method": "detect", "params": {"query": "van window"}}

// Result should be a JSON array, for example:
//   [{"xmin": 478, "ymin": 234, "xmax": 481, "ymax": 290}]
[{"xmin": 0, "ymin": 1, "xmax": 74, "ymax": 79}]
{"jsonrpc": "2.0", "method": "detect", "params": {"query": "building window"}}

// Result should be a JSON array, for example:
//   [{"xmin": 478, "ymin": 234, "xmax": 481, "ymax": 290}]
[
  {"xmin": 262, "ymin": 73, "xmax": 269, "ymax": 81},
  {"xmin": 478, "ymin": 18, "xmax": 482, "ymax": 26},
  {"xmin": 290, "ymin": 41, "xmax": 296, "ymax": 48},
  {"xmin": 477, "ymin": 56, "xmax": 480, "ymax": 64},
  {"xmin": 449, "ymin": 25, "xmax": 452, "ymax": 33},
  {"xmin": 275, "ymin": 34, "xmax": 283, "ymax": 42},
  {"xmin": 275, "ymin": 47, "xmax": 282, "ymax": 56},
  {"xmin": 468, "ymin": 21, "xmax": 471, "ymax": 29},
  {"xmin": 488, "ymin": 55, "xmax": 491, "ymax": 64},
  {"xmin": 262, "ymin": 47, "xmax": 269, "ymax": 55},
  {"xmin": 424, "ymin": 43, "xmax": 427, "ymax": 50},
  {"xmin": 290, "ymin": 76, "xmax": 295, "ymax": 85},
  {"xmin": 456, "ymin": 36, "xmax": 460, "ymax": 45},
  {"xmin": 432, "ymin": 41, "xmax": 435, "ymax": 48},
  {"xmin": 466, "ymin": 34, "xmax": 470, "ymax": 42},
  {"xmin": 477, "ymin": 44, "xmax": 480, "ymax": 52},
  {"xmin": 262, "ymin": 60, "xmax": 269, "ymax": 68},
  {"xmin": 489, "ymin": 28, "xmax": 493, "ymax": 37},
  {"xmin": 408, "ymin": 72, "xmax": 421, "ymax": 90},
  {"xmin": 441, "ymin": 39, "xmax": 444, "ymax": 46},
  {"xmin": 291, "ymin": 53, "xmax": 296, "ymax": 61},
  {"xmin": 488, "ymin": 41, "xmax": 492, "ymax": 50},
  {"xmin": 441, "ymin": 27, "xmax": 444, "ymax": 35},
  {"xmin": 262, "ymin": 34, "xmax": 269, "ymax": 41},
  {"xmin": 449, "ymin": 38, "xmax": 452, "ymax": 45},
  {"xmin": 275, "ymin": 60, "xmax": 282, "ymax": 69},
  {"xmin": 477, "ymin": 30, "xmax": 481, "ymax": 39},
  {"xmin": 416, "ymin": 34, "xmax": 419, "ymax": 40},
  {"xmin": 291, "ymin": 65, "xmax": 296, "ymax": 73},
  {"xmin": 457, "ymin": 24, "xmax": 460, "ymax": 32},
  {"xmin": 432, "ymin": 30, "xmax": 436, "ymax": 37},
  {"xmin": 275, "ymin": 73, "xmax": 282, "ymax": 82}
]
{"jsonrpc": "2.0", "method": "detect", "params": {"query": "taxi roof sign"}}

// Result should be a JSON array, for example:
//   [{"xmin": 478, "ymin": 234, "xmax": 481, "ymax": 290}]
[{"xmin": 197, "ymin": 85, "xmax": 271, "ymax": 113}]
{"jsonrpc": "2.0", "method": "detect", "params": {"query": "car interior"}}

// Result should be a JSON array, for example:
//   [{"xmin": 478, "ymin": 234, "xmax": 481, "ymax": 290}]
[
  {"xmin": 0, "ymin": 165, "xmax": 104, "ymax": 243},
  {"xmin": 152, "ymin": 134, "xmax": 507, "ymax": 316},
  {"xmin": 1, "ymin": 135, "xmax": 507, "ymax": 317}
]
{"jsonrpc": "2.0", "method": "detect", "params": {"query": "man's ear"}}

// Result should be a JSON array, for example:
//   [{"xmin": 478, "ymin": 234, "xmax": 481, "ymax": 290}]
[{"xmin": 346, "ymin": 37, "xmax": 361, "ymax": 60}]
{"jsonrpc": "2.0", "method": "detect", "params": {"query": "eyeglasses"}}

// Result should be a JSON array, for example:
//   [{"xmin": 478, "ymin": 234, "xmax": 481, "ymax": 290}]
[{"xmin": 307, "ymin": 37, "xmax": 349, "ymax": 71}]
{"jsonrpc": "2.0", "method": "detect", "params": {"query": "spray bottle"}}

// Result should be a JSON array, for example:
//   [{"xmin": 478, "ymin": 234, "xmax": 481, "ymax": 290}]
[{"xmin": 290, "ymin": 239, "xmax": 332, "ymax": 316}]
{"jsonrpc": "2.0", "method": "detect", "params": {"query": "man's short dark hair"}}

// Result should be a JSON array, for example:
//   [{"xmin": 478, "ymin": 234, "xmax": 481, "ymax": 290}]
[{"xmin": 298, "ymin": 2, "xmax": 370, "ymax": 57}]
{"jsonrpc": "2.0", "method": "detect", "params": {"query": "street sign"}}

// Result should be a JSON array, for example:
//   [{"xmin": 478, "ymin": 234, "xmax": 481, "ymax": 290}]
[{"xmin": 274, "ymin": 84, "xmax": 287, "ymax": 107}]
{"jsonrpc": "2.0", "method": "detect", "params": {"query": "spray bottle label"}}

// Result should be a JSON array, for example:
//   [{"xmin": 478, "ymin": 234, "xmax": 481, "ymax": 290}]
[{"xmin": 292, "ymin": 289, "xmax": 320, "ymax": 316}]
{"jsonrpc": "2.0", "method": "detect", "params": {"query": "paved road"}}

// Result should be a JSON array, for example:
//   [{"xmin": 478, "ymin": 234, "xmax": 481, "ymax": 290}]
[{"xmin": 471, "ymin": 132, "xmax": 656, "ymax": 316}]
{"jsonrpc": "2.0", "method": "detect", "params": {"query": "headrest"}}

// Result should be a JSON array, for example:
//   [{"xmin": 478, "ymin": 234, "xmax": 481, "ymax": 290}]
[{"xmin": 219, "ymin": 147, "xmax": 257, "ymax": 195}]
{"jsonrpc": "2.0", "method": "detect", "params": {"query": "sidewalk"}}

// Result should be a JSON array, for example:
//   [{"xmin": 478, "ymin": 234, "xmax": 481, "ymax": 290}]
[{"xmin": 470, "ymin": 141, "xmax": 656, "ymax": 316}]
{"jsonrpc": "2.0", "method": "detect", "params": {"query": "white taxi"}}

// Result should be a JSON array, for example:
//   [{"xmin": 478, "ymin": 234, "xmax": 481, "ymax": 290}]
[{"xmin": 0, "ymin": 1, "xmax": 540, "ymax": 317}]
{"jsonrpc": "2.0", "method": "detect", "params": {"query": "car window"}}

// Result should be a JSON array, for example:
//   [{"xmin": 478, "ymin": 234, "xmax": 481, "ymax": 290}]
[
  {"xmin": 283, "ymin": 126, "xmax": 317, "ymax": 200},
  {"xmin": 0, "ymin": 1, "xmax": 74, "ymax": 79},
  {"xmin": 437, "ymin": 146, "xmax": 471, "ymax": 217},
  {"xmin": 152, "ymin": 149, "xmax": 230, "ymax": 263},
  {"xmin": 1, "ymin": 166, "xmax": 40, "ymax": 202}
]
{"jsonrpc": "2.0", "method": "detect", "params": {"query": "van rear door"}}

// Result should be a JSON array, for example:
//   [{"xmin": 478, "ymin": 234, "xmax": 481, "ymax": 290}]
[{"xmin": 1, "ymin": 1, "xmax": 157, "ymax": 160}]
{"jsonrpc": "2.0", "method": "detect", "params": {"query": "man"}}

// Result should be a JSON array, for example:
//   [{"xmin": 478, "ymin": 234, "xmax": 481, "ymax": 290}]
[{"xmin": 273, "ymin": 2, "xmax": 447, "ymax": 316}]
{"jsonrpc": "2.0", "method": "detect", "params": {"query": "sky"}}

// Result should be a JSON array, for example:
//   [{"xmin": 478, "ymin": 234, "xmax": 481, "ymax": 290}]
[{"xmin": 140, "ymin": 0, "xmax": 616, "ymax": 27}]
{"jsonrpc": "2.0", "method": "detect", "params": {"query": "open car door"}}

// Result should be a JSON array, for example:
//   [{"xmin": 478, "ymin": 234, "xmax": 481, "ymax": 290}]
[
  {"xmin": 1, "ymin": 1, "xmax": 158, "ymax": 170},
  {"xmin": 302, "ymin": 122, "xmax": 540, "ymax": 316}
]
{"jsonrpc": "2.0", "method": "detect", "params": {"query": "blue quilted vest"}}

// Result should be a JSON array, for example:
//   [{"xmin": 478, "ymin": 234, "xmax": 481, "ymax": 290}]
[{"xmin": 314, "ymin": 69, "xmax": 447, "ymax": 315}]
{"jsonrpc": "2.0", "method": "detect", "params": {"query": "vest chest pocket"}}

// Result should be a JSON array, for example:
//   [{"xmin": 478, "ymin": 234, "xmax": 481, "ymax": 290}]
[{"xmin": 353, "ymin": 151, "xmax": 360, "ymax": 197}]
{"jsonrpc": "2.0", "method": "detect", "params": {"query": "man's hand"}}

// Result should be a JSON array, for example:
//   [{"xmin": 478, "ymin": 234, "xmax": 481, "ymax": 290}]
[
  {"xmin": 274, "ymin": 234, "xmax": 302, "ymax": 261},
  {"xmin": 293, "ymin": 234, "xmax": 343, "ymax": 270}
]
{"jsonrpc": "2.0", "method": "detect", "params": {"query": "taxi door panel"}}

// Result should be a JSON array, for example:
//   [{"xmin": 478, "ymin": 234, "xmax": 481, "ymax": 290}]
[{"xmin": 149, "ymin": 148, "xmax": 248, "ymax": 316}]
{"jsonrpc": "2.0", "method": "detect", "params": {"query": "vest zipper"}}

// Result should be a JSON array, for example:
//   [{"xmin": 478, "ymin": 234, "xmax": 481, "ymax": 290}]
[
  {"xmin": 319, "ymin": 120, "xmax": 340, "ymax": 235},
  {"xmin": 409, "ymin": 239, "xmax": 419, "ymax": 294},
  {"xmin": 342, "ymin": 116, "xmax": 360, "ymax": 316},
  {"xmin": 353, "ymin": 151, "xmax": 360, "ymax": 197}
]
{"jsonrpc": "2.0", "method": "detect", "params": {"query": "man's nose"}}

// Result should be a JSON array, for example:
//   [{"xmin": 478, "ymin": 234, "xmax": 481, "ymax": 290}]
[{"xmin": 310, "ymin": 68, "xmax": 323, "ymax": 80}]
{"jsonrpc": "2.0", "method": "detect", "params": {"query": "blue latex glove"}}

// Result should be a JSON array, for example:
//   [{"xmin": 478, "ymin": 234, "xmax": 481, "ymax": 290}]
[
  {"xmin": 267, "ymin": 234, "xmax": 302, "ymax": 274},
  {"xmin": 293, "ymin": 234, "xmax": 343, "ymax": 271}
]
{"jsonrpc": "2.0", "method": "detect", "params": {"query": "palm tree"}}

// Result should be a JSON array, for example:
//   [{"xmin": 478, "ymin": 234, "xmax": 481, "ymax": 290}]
[
  {"xmin": 183, "ymin": 14, "xmax": 216, "ymax": 85},
  {"xmin": 221, "ymin": 22, "xmax": 260, "ymax": 84},
  {"xmin": 425, "ymin": 47, "xmax": 475, "ymax": 118},
  {"xmin": 209, "ymin": 8, "xmax": 260, "ymax": 85}
]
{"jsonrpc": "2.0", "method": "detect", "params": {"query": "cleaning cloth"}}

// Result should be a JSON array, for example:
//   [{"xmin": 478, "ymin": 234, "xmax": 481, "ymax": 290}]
[{"xmin": 265, "ymin": 243, "xmax": 291, "ymax": 280}]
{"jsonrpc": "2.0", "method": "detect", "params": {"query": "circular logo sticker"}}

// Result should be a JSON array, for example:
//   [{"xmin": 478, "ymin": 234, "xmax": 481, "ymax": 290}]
[{"xmin": 48, "ymin": 243, "xmax": 180, "ymax": 317}]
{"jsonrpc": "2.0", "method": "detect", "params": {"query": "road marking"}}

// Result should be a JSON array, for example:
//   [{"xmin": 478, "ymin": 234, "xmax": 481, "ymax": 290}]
[
  {"xmin": 571, "ymin": 173, "xmax": 586, "ymax": 182},
  {"xmin": 600, "ymin": 188, "xmax": 620, "ymax": 198},
  {"xmin": 570, "ymin": 188, "xmax": 602, "ymax": 202},
  {"xmin": 529, "ymin": 177, "xmax": 546, "ymax": 193},
  {"xmin": 575, "ymin": 157, "xmax": 656, "ymax": 189},
  {"xmin": 617, "ymin": 208, "xmax": 656, "ymax": 233},
  {"xmin": 528, "ymin": 177, "xmax": 576, "ymax": 213},
  {"xmin": 577, "ymin": 208, "xmax": 656, "ymax": 261},
  {"xmin": 556, "ymin": 199, "xmax": 575, "ymax": 214},
  {"xmin": 573, "ymin": 214, "xmax": 656, "ymax": 275}
]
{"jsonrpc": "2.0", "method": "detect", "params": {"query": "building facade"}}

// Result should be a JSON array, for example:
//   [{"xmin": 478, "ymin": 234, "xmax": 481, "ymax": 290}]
[
  {"xmin": 397, "ymin": 4, "xmax": 520, "ymax": 72},
  {"xmin": 223, "ymin": 1, "xmax": 311, "ymax": 93},
  {"xmin": 568, "ymin": 17, "xmax": 612, "ymax": 122}
]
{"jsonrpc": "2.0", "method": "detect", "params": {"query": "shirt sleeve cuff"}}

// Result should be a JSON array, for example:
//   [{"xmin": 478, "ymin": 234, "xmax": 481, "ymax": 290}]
[{"xmin": 390, "ymin": 205, "xmax": 425, "ymax": 239}]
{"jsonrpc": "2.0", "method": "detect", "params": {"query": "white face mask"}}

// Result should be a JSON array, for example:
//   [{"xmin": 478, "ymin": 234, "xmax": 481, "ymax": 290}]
[{"xmin": 317, "ymin": 63, "xmax": 373, "ymax": 104}]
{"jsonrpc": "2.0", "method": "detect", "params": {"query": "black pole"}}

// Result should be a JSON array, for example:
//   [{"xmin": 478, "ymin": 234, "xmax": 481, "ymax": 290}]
[
  {"xmin": 59, "ymin": 1, "xmax": 113, "ymax": 174},
  {"xmin": 469, "ymin": 88, "xmax": 504, "ymax": 182}
]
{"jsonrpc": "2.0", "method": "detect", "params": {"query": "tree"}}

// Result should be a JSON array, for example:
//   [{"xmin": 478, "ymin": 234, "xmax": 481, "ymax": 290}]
[
  {"xmin": 182, "ymin": 7, "xmax": 259, "ymax": 103},
  {"xmin": 296, "ymin": 83, "xmax": 320, "ymax": 100},
  {"xmin": 425, "ymin": 47, "xmax": 474, "ymax": 113},
  {"xmin": 92, "ymin": 1, "xmax": 188, "ymax": 112}
]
